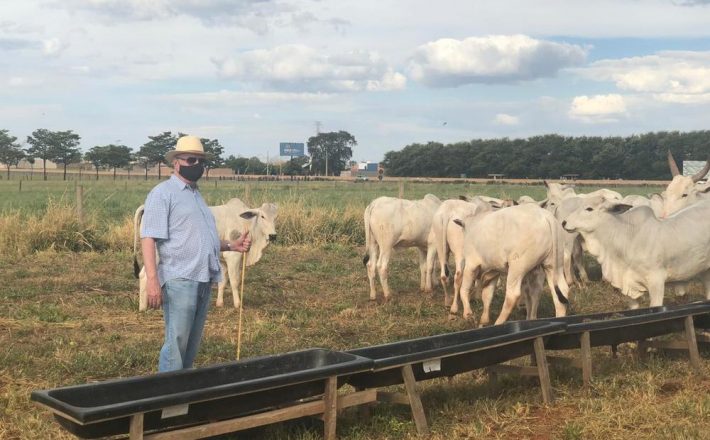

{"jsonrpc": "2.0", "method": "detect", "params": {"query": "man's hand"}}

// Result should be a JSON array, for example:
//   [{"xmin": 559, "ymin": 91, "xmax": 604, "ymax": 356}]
[
  {"xmin": 147, "ymin": 276, "xmax": 162, "ymax": 309},
  {"xmin": 230, "ymin": 231, "xmax": 251, "ymax": 253}
]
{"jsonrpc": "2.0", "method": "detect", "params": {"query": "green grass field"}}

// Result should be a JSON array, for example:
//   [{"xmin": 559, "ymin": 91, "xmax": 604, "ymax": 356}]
[{"xmin": 1, "ymin": 178, "xmax": 708, "ymax": 440}]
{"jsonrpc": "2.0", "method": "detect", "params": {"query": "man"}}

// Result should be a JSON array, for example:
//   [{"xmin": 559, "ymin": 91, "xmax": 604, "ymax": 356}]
[{"xmin": 140, "ymin": 135, "xmax": 251, "ymax": 372}]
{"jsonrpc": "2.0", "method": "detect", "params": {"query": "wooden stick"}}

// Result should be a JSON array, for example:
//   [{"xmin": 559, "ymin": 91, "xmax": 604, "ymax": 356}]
[{"xmin": 236, "ymin": 229, "xmax": 249, "ymax": 360}]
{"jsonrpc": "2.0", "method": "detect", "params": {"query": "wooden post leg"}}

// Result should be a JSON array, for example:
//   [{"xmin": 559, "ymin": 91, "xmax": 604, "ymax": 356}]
[
  {"xmin": 401, "ymin": 364, "xmax": 429, "ymax": 436},
  {"xmin": 610, "ymin": 344, "xmax": 618, "ymax": 359},
  {"xmin": 129, "ymin": 414, "xmax": 144, "ymax": 440},
  {"xmin": 685, "ymin": 315, "xmax": 702, "ymax": 371},
  {"xmin": 532, "ymin": 337, "xmax": 554, "ymax": 405},
  {"xmin": 323, "ymin": 376, "xmax": 338, "ymax": 440},
  {"xmin": 637, "ymin": 339, "xmax": 648, "ymax": 361},
  {"xmin": 580, "ymin": 331, "xmax": 593, "ymax": 387},
  {"xmin": 356, "ymin": 386, "xmax": 372, "ymax": 420}
]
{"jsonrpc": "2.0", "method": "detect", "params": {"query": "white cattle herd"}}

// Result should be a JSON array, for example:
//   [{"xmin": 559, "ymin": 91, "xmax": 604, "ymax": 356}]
[
  {"xmin": 364, "ymin": 151, "xmax": 710, "ymax": 325},
  {"xmin": 130, "ymin": 151, "xmax": 710, "ymax": 326}
]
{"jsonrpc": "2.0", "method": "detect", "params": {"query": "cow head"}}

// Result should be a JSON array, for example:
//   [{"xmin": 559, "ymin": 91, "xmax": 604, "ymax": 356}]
[
  {"xmin": 239, "ymin": 202, "xmax": 278, "ymax": 265},
  {"xmin": 561, "ymin": 196, "xmax": 632, "ymax": 233},
  {"xmin": 662, "ymin": 150, "xmax": 710, "ymax": 217}
]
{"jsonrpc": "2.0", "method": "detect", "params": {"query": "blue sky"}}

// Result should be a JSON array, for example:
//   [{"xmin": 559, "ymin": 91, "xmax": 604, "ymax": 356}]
[{"xmin": 2, "ymin": 0, "xmax": 710, "ymax": 163}]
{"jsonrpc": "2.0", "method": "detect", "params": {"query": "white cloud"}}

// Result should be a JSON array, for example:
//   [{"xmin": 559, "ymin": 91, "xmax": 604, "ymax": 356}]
[
  {"xmin": 569, "ymin": 94, "xmax": 627, "ymax": 123},
  {"xmin": 494, "ymin": 113, "xmax": 519, "ymax": 125},
  {"xmin": 159, "ymin": 89, "xmax": 336, "ymax": 107},
  {"xmin": 214, "ymin": 44, "xmax": 406, "ymax": 92},
  {"xmin": 42, "ymin": 37, "xmax": 66, "ymax": 56},
  {"xmin": 578, "ymin": 51, "xmax": 710, "ymax": 103},
  {"xmin": 407, "ymin": 35, "xmax": 587, "ymax": 87}
]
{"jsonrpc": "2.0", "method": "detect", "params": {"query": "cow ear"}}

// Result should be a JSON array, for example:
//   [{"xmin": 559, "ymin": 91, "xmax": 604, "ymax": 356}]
[
  {"xmin": 458, "ymin": 195, "xmax": 469, "ymax": 201},
  {"xmin": 607, "ymin": 203, "xmax": 633, "ymax": 214},
  {"xmin": 512, "ymin": 200, "xmax": 519, "ymax": 206},
  {"xmin": 699, "ymin": 185, "xmax": 710, "ymax": 194},
  {"xmin": 539, "ymin": 199, "xmax": 548, "ymax": 208},
  {"xmin": 240, "ymin": 211, "xmax": 257, "ymax": 220},
  {"xmin": 453, "ymin": 219, "xmax": 464, "ymax": 228},
  {"xmin": 260, "ymin": 203, "xmax": 278, "ymax": 218}
]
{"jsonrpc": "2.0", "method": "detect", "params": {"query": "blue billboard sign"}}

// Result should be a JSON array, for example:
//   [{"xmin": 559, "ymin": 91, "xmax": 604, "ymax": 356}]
[{"xmin": 279, "ymin": 142, "xmax": 305, "ymax": 157}]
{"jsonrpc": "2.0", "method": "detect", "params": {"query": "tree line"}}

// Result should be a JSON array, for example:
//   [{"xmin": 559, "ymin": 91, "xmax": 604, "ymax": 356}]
[
  {"xmin": 0, "ymin": 129, "xmax": 357, "ymax": 180},
  {"xmin": 381, "ymin": 131, "xmax": 710, "ymax": 180}
]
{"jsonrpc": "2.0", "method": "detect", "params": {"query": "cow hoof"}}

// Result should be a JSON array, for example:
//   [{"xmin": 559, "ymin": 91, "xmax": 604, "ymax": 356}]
[
  {"xmin": 216, "ymin": 301, "xmax": 224, "ymax": 307},
  {"xmin": 447, "ymin": 313, "xmax": 457, "ymax": 321}
]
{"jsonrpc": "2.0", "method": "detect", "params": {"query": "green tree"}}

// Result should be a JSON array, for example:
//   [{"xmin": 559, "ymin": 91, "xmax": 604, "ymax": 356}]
[
  {"xmin": 50, "ymin": 130, "xmax": 82, "ymax": 180},
  {"xmin": 201, "ymin": 137, "xmax": 224, "ymax": 179},
  {"xmin": 0, "ymin": 129, "xmax": 24, "ymax": 179},
  {"xmin": 307, "ymin": 131, "xmax": 356, "ymax": 176},
  {"xmin": 26, "ymin": 128, "xmax": 54, "ymax": 181},
  {"xmin": 103, "ymin": 144, "xmax": 133, "ymax": 180},
  {"xmin": 26, "ymin": 129, "xmax": 82, "ymax": 180},
  {"xmin": 138, "ymin": 132, "xmax": 176, "ymax": 179},
  {"xmin": 282, "ymin": 156, "xmax": 310, "ymax": 176},
  {"xmin": 84, "ymin": 146, "xmax": 108, "ymax": 180}
]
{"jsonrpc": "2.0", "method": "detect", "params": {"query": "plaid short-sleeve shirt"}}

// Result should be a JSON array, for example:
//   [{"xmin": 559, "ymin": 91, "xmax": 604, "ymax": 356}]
[{"xmin": 141, "ymin": 175, "xmax": 223, "ymax": 286}]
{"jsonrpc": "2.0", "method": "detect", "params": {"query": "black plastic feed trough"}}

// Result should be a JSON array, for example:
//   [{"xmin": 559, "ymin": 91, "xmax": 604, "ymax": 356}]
[
  {"xmin": 31, "ymin": 348, "xmax": 373, "ymax": 439},
  {"xmin": 538, "ymin": 301, "xmax": 710, "ymax": 351},
  {"xmin": 344, "ymin": 320, "xmax": 566, "ymax": 435},
  {"xmin": 346, "ymin": 320, "xmax": 566, "ymax": 388},
  {"xmin": 534, "ymin": 301, "xmax": 710, "ymax": 386}
]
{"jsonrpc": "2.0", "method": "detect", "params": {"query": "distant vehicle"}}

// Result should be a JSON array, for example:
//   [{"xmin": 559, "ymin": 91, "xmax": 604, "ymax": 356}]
[{"xmin": 355, "ymin": 174, "xmax": 369, "ymax": 182}]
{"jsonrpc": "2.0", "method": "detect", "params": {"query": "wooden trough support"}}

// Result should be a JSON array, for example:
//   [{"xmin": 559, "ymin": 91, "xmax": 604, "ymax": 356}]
[
  {"xmin": 38, "ymin": 378, "xmax": 377, "ymax": 440},
  {"xmin": 638, "ymin": 315, "xmax": 703, "ymax": 371},
  {"xmin": 540, "ymin": 304, "xmax": 710, "ymax": 388},
  {"xmin": 344, "ymin": 322, "xmax": 566, "ymax": 436},
  {"xmin": 485, "ymin": 337, "xmax": 555, "ymax": 404}
]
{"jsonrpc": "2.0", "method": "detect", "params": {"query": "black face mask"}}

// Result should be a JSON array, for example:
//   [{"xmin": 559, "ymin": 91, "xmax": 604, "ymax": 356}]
[{"xmin": 178, "ymin": 163, "xmax": 204, "ymax": 182}]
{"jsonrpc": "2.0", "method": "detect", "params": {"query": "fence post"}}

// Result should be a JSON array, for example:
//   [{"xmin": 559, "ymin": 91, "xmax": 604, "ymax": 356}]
[
  {"xmin": 244, "ymin": 184, "xmax": 251, "ymax": 205},
  {"xmin": 398, "ymin": 180, "xmax": 404, "ymax": 198},
  {"xmin": 76, "ymin": 185, "xmax": 84, "ymax": 223},
  {"xmin": 18, "ymin": 180, "xmax": 22, "ymax": 192}
]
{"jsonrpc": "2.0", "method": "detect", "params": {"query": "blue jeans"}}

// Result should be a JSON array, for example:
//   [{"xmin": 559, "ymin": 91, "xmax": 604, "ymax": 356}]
[{"xmin": 159, "ymin": 279, "xmax": 212, "ymax": 372}]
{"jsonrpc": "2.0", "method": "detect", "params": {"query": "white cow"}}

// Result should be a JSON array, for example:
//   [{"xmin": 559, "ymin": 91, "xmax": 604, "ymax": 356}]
[
  {"xmin": 661, "ymin": 150, "xmax": 710, "ymax": 217},
  {"xmin": 363, "ymin": 194, "xmax": 441, "ymax": 301},
  {"xmin": 561, "ymin": 196, "xmax": 710, "ymax": 308},
  {"xmin": 133, "ymin": 198, "xmax": 278, "ymax": 310},
  {"xmin": 427, "ymin": 198, "xmax": 492, "ymax": 308},
  {"xmin": 544, "ymin": 180, "xmax": 622, "ymax": 207},
  {"xmin": 453, "ymin": 203, "xmax": 571, "ymax": 325}
]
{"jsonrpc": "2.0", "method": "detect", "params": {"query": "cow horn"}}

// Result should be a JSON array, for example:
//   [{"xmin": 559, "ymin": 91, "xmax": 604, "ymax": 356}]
[
  {"xmin": 667, "ymin": 150, "xmax": 681, "ymax": 177},
  {"xmin": 691, "ymin": 157, "xmax": 710, "ymax": 183}
]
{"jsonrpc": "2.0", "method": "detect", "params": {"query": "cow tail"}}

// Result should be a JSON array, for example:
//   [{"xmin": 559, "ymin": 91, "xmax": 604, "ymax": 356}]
[
  {"xmin": 363, "ymin": 203, "xmax": 372, "ymax": 266},
  {"xmin": 133, "ymin": 205, "xmax": 145, "ymax": 278},
  {"xmin": 440, "ymin": 212, "xmax": 450, "ymax": 278},
  {"xmin": 548, "ymin": 216, "xmax": 569, "ymax": 305}
]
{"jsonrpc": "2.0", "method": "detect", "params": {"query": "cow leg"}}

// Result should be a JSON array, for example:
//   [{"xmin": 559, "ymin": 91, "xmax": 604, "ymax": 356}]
[
  {"xmin": 573, "ymin": 239, "xmax": 589, "ymax": 284},
  {"xmin": 543, "ymin": 267, "xmax": 568, "ymax": 318},
  {"xmin": 495, "ymin": 272, "xmax": 523, "ymax": 325},
  {"xmin": 366, "ymin": 245, "xmax": 378, "ymax": 301},
  {"xmin": 138, "ymin": 266, "xmax": 148, "ymax": 311},
  {"xmin": 451, "ymin": 256, "xmax": 465, "ymax": 310},
  {"xmin": 563, "ymin": 247, "xmax": 574, "ymax": 287},
  {"xmin": 222, "ymin": 252, "xmax": 243, "ymax": 309},
  {"xmin": 627, "ymin": 298, "xmax": 641, "ymax": 309},
  {"xmin": 700, "ymin": 270, "xmax": 710, "ymax": 300},
  {"xmin": 524, "ymin": 275, "xmax": 541, "ymax": 320},
  {"xmin": 418, "ymin": 247, "xmax": 431, "ymax": 294},
  {"xmin": 456, "ymin": 265, "xmax": 479, "ymax": 319},
  {"xmin": 647, "ymin": 276, "xmax": 666, "ymax": 307},
  {"xmin": 216, "ymin": 259, "xmax": 228, "ymax": 307},
  {"xmin": 479, "ymin": 279, "xmax": 497, "ymax": 327},
  {"xmin": 377, "ymin": 248, "xmax": 393, "ymax": 301}
]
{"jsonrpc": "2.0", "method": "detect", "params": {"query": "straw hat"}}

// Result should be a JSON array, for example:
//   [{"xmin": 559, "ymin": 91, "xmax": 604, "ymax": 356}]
[{"xmin": 165, "ymin": 135, "xmax": 213, "ymax": 163}]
